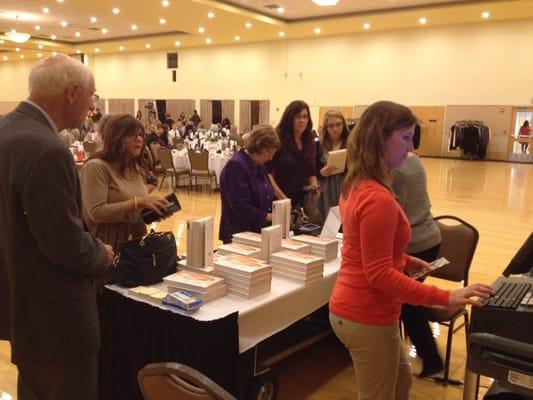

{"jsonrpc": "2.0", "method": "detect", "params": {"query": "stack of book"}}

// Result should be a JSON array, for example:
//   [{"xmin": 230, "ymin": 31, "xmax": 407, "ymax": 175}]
[
  {"xmin": 163, "ymin": 270, "xmax": 227, "ymax": 303},
  {"xmin": 213, "ymin": 254, "xmax": 271, "ymax": 298},
  {"xmin": 128, "ymin": 286, "xmax": 168, "ymax": 303},
  {"xmin": 281, "ymin": 238, "xmax": 311, "ymax": 254},
  {"xmin": 269, "ymin": 250, "xmax": 324, "ymax": 286},
  {"xmin": 261, "ymin": 225, "xmax": 282, "ymax": 262},
  {"xmin": 232, "ymin": 231, "xmax": 262, "ymax": 247},
  {"xmin": 292, "ymin": 235, "xmax": 339, "ymax": 261},
  {"xmin": 217, "ymin": 242, "xmax": 261, "ymax": 258},
  {"xmin": 163, "ymin": 290, "xmax": 203, "ymax": 312}
]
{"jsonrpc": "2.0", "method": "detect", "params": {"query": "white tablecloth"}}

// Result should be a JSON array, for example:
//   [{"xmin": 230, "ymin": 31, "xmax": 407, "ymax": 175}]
[
  {"xmin": 107, "ymin": 253, "xmax": 340, "ymax": 353},
  {"xmin": 171, "ymin": 150, "xmax": 230, "ymax": 185}
]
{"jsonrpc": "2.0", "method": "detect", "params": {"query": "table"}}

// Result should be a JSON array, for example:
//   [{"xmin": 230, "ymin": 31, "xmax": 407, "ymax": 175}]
[
  {"xmin": 98, "ymin": 255, "xmax": 340, "ymax": 399},
  {"xmin": 171, "ymin": 149, "xmax": 230, "ymax": 186}
]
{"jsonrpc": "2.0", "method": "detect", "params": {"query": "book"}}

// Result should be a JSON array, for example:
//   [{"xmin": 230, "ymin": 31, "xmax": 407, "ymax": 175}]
[
  {"xmin": 281, "ymin": 239, "xmax": 311, "ymax": 254},
  {"xmin": 261, "ymin": 225, "xmax": 282, "ymax": 261},
  {"xmin": 213, "ymin": 254, "xmax": 270, "ymax": 277},
  {"xmin": 292, "ymin": 235, "xmax": 339, "ymax": 262},
  {"xmin": 272, "ymin": 199, "xmax": 291, "ymax": 238},
  {"xmin": 162, "ymin": 290, "xmax": 203, "ymax": 312},
  {"xmin": 186, "ymin": 216, "xmax": 214, "ymax": 268},
  {"xmin": 164, "ymin": 270, "xmax": 225, "ymax": 292},
  {"xmin": 326, "ymin": 149, "xmax": 347, "ymax": 175},
  {"xmin": 232, "ymin": 231, "xmax": 262, "ymax": 247},
  {"xmin": 128, "ymin": 286, "xmax": 169, "ymax": 302},
  {"xmin": 217, "ymin": 242, "xmax": 261, "ymax": 258}
]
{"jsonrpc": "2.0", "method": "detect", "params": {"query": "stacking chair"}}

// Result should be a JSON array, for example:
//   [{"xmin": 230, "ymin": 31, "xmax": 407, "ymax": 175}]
[
  {"xmin": 172, "ymin": 137, "xmax": 185, "ymax": 151},
  {"xmin": 157, "ymin": 147, "xmax": 191, "ymax": 192},
  {"xmin": 149, "ymin": 143, "xmax": 161, "ymax": 166},
  {"xmin": 422, "ymin": 215, "xmax": 479, "ymax": 385},
  {"xmin": 188, "ymin": 150, "xmax": 218, "ymax": 193},
  {"xmin": 138, "ymin": 362, "xmax": 236, "ymax": 400}
]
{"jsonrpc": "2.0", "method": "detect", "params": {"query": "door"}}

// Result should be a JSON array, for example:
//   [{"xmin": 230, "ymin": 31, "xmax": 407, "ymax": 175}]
[
  {"xmin": 409, "ymin": 106, "xmax": 445, "ymax": 157},
  {"xmin": 508, "ymin": 107, "xmax": 533, "ymax": 163}
]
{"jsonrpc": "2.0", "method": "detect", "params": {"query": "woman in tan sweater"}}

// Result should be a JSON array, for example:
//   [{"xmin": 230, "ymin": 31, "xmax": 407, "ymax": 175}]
[{"xmin": 80, "ymin": 114, "xmax": 169, "ymax": 250}]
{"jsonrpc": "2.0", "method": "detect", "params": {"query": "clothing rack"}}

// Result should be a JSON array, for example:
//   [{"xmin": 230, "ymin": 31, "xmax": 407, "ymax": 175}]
[{"xmin": 449, "ymin": 120, "xmax": 491, "ymax": 160}]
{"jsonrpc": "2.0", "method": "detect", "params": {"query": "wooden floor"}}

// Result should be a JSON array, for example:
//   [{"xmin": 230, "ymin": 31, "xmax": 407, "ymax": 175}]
[{"xmin": 1, "ymin": 157, "xmax": 532, "ymax": 399}]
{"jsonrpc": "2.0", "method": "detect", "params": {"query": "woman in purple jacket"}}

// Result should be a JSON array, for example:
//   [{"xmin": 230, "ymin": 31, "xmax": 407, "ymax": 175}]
[{"xmin": 219, "ymin": 125, "xmax": 281, "ymax": 243}]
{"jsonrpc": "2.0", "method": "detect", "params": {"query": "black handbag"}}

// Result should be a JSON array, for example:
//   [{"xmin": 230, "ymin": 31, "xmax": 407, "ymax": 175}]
[{"xmin": 113, "ymin": 230, "xmax": 178, "ymax": 287}]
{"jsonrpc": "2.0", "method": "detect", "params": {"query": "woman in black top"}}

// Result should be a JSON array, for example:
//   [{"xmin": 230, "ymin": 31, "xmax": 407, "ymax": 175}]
[{"xmin": 268, "ymin": 100, "xmax": 318, "ymax": 207}]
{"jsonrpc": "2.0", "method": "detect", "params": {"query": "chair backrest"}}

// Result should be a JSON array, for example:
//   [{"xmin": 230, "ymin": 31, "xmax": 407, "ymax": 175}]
[
  {"xmin": 158, "ymin": 147, "xmax": 174, "ymax": 171},
  {"xmin": 144, "ymin": 145, "xmax": 155, "ymax": 167},
  {"xmin": 83, "ymin": 140, "xmax": 97, "ymax": 154},
  {"xmin": 188, "ymin": 150, "xmax": 209, "ymax": 173},
  {"xmin": 432, "ymin": 215, "xmax": 479, "ymax": 286},
  {"xmin": 150, "ymin": 143, "xmax": 161, "ymax": 163},
  {"xmin": 138, "ymin": 362, "xmax": 236, "ymax": 400}
]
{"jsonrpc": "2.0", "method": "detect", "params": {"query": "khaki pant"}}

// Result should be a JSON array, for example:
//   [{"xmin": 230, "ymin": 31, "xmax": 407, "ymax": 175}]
[{"xmin": 330, "ymin": 313, "xmax": 412, "ymax": 400}]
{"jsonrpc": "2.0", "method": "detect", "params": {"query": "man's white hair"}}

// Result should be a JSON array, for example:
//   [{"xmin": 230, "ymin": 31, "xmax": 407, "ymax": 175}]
[{"xmin": 28, "ymin": 54, "xmax": 93, "ymax": 97}]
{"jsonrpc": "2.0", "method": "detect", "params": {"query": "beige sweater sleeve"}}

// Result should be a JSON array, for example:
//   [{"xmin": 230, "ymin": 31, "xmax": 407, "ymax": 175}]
[{"xmin": 80, "ymin": 160, "xmax": 133, "ymax": 224}]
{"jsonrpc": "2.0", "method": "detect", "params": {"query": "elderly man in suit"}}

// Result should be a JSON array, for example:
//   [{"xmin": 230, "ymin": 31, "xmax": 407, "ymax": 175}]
[{"xmin": 0, "ymin": 54, "xmax": 114, "ymax": 399}]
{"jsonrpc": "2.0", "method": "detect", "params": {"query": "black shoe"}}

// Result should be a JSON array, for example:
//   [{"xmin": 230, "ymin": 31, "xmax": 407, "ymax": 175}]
[{"xmin": 418, "ymin": 361, "xmax": 444, "ymax": 378}]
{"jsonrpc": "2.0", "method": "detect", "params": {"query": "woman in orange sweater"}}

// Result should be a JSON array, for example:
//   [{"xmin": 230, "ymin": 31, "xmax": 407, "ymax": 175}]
[{"xmin": 329, "ymin": 101, "xmax": 493, "ymax": 400}]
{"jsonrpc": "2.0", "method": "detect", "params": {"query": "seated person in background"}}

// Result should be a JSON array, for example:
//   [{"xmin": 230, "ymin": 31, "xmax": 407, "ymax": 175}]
[
  {"xmin": 164, "ymin": 112, "xmax": 174, "ymax": 127},
  {"xmin": 222, "ymin": 117, "xmax": 231, "ymax": 130},
  {"xmin": 393, "ymin": 151, "xmax": 444, "ymax": 378},
  {"xmin": 58, "ymin": 129, "xmax": 75, "ymax": 146},
  {"xmin": 219, "ymin": 124, "xmax": 280, "ymax": 243},
  {"xmin": 177, "ymin": 112, "xmax": 187, "ymax": 125},
  {"xmin": 157, "ymin": 123, "xmax": 170, "ymax": 147},
  {"xmin": 80, "ymin": 114, "xmax": 169, "ymax": 252},
  {"xmin": 168, "ymin": 122, "xmax": 180, "ymax": 144},
  {"xmin": 145, "ymin": 124, "xmax": 160, "ymax": 147},
  {"xmin": 190, "ymin": 110, "xmax": 202, "ymax": 128}
]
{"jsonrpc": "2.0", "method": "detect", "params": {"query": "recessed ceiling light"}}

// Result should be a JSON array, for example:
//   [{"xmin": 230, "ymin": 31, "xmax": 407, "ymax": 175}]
[
  {"xmin": 277, "ymin": 6, "xmax": 284, "ymax": 13},
  {"xmin": 52, "ymin": 52, "xmax": 57, "ymax": 56},
  {"xmin": 20, "ymin": 55, "xmax": 24, "ymax": 59},
  {"xmin": 314, "ymin": 27, "xmax": 321, "ymax": 34},
  {"xmin": 90, "ymin": 16, "xmax": 97, "ymax": 23},
  {"xmin": 159, "ymin": 18, "xmax": 166, "ymax": 24},
  {"xmin": 60, "ymin": 21, "xmax": 68, "ymax": 27},
  {"xmin": 312, "ymin": 0, "xmax": 339, "ymax": 5},
  {"xmin": 0, "ymin": 40, "xmax": 3, "ymax": 44},
  {"xmin": 208, "ymin": 12, "xmax": 215, "ymax": 18},
  {"xmin": 95, "ymin": 48, "xmax": 99, "ymax": 53},
  {"xmin": 363, "ymin": 23, "xmax": 371, "ymax": 30},
  {"xmin": 245, "ymin": 22, "xmax": 252, "ymax": 28},
  {"xmin": 3, "ymin": 56, "xmax": 7, "ymax": 61},
  {"xmin": 175, "ymin": 40, "xmax": 181, "ymax": 46},
  {"xmin": 38, "ymin": 44, "xmax": 43, "ymax": 49},
  {"xmin": 162, "ymin": 0, "xmax": 170, "ymax": 6},
  {"xmin": 234, "ymin": 35, "xmax": 240, "ymax": 41},
  {"xmin": 76, "ymin": 49, "xmax": 81, "ymax": 54},
  {"xmin": 279, "ymin": 31, "xmax": 285, "ymax": 37},
  {"xmin": 15, "ymin": 47, "xmax": 20, "ymax": 52},
  {"xmin": 198, "ymin": 26, "xmax": 205, "ymax": 33},
  {"xmin": 112, "ymin": 8, "xmax": 120, "ymax": 14},
  {"xmin": 206, "ymin": 38, "xmax": 212, "ymax": 44},
  {"xmin": 51, "ymin": 34, "xmax": 57, "ymax": 40},
  {"xmin": 419, "ymin": 17, "xmax": 427, "ymax": 25},
  {"xmin": 38, "ymin": 53, "xmax": 42, "ymax": 58},
  {"xmin": 131, "ymin": 24, "xmax": 138, "ymax": 31},
  {"xmin": 75, "ymin": 31, "xmax": 81, "ymax": 37},
  {"xmin": 101, "ymin": 28, "xmax": 108, "ymax": 34},
  {"xmin": 57, "ymin": 0, "xmax": 64, "ymax": 3},
  {"xmin": 482, "ymin": 11, "xmax": 490, "ymax": 19},
  {"xmin": 119, "ymin": 46, "xmax": 124, "ymax": 51},
  {"xmin": 42, "ymin": 7, "xmax": 49, "ymax": 14},
  {"xmin": 145, "ymin": 43, "xmax": 151, "ymax": 48},
  {"xmin": 35, "ymin": 25, "xmax": 41, "ymax": 31}
]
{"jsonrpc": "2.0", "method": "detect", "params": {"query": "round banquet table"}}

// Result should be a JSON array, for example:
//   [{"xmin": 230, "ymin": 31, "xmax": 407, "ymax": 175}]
[{"xmin": 171, "ymin": 149, "xmax": 231, "ymax": 187}]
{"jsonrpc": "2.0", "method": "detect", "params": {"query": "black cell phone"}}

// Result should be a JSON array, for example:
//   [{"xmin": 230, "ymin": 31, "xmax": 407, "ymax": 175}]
[{"xmin": 141, "ymin": 193, "xmax": 181, "ymax": 224}]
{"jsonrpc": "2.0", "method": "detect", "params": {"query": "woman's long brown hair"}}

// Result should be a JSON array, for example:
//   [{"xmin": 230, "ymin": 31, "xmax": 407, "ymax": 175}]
[
  {"xmin": 320, "ymin": 110, "xmax": 350, "ymax": 152},
  {"xmin": 342, "ymin": 101, "xmax": 417, "ymax": 197},
  {"xmin": 90, "ymin": 114, "xmax": 151, "ymax": 178}
]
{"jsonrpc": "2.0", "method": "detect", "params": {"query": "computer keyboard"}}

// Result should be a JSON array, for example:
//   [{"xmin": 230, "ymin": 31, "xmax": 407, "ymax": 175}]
[{"xmin": 482, "ymin": 280, "xmax": 532, "ymax": 310}]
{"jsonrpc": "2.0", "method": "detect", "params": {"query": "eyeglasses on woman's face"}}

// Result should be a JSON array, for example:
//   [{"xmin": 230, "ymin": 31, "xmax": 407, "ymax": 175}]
[
  {"xmin": 326, "ymin": 122, "xmax": 343, "ymax": 130},
  {"xmin": 126, "ymin": 130, "xmax": 144, "ymax": 139}
]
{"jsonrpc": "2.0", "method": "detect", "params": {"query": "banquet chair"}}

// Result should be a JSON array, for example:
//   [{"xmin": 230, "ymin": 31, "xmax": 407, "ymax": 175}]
[
  {"xmin": 172, "ymin": 137, "xmax": 185, "ymax": 151},
  {"xmin": 150, "ymin": 143, "xmax": 161, "ymax": 165},
  {"xmin": 157, "ymin": 147, "xmax": 191, "ymax": 192},
  {"xmin": 421, "ymin": 215, "xmax": 479, "ymax": 386},
  {"xmin": 138, "ymin": 362, "xmax": 236, "ymax": 400},
  {"xmin": 188, "ymin": 150, "xmax": 218, "ymax": 193}
]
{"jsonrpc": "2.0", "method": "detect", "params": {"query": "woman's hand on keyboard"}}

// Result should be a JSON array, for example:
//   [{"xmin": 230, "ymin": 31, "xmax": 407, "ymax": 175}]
[{"xmin": 449, "ymin": 284, "xmax": 495, "ymax": 307}]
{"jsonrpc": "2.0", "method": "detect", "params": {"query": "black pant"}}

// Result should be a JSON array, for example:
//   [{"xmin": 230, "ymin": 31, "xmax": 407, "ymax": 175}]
[
  {"xmin": 401, "ymin": 244, "xmax": 443, "ymax": 369},
  {"xmin": 17, "ymin": 355, "xmax": 97, "ymax": 400}
]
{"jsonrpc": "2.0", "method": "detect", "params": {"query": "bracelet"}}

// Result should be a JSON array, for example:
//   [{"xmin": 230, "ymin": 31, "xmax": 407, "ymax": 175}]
[{"xmin": 133, "ymin": 196, "xmax": 138, "ymax": 211}]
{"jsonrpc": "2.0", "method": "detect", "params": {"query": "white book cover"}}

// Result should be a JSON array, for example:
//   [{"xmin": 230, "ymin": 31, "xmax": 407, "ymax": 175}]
[
  {"xmin": 213, "ymin": 265, "xmax": 271, "ymax": 284},
  {"xmin": 261, "ymin": 225, "xmax": 282, "ymax": 261},
  {"xmin": 272, "ymin": 199, "xmax": 291, "ymax": 238},
  {"xmin": 270, "ymin": 250, "xmax": 324, "ymax": 266},
  {"xmin": 217, "ymin": 242, "xmax": 261, "ymax": 258},
  {"xmin": 214, "ymin": 254, "xmax": 270, "ymax": 273},
  {"xmin": 272, "ymin": 263, "xmax": 323, "ymax": 278},
  {"xmin": 320, "ymin": 206, "xmax": 342, "ymax": 240},
  {"xmin": 164, "ymin": 270, "xmax": 225, "ymax": 291},
  {"xmin": 232, "ymin": 231, "xmax": 262, "ymax": 244},
  {"xmin": 186, "ymin": 216, "xmax": 214, "ymax": 268},
  {"xmin": 326, "ymin": 149, "xmax": 347, "ymax": 175},
  {"xmin": 281, "ymin": 239, "xmax": 311, "ymax": 253},
  {"xmin": 221, "ymin": 274, "xmax": 271, "ymax": 291},
  {"xmin": 293, "ymin": 234, "xmax": 337, "ymax": 247},
  {"xmin": 272, "ymin": 268, "xmax": 323, "ymax": 285}
]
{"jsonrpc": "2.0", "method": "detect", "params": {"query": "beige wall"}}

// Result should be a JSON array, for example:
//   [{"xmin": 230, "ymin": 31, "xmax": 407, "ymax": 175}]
[{"xmin": 1, "ymin": 19, "xmax": 532, "ymax": 127}]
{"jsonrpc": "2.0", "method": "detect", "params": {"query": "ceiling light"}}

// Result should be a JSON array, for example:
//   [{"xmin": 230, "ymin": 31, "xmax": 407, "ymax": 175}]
[
  {"xmin": 51, "ymin": 34, "xmax": 57, "ymax": 40},
  {"xmin": 205, "ymin": 38, "xmax": 212, "ymax": 44},
  {"xmin": 15, "ymin": 47, "xmax": 20, "ymax": 52},
  {"xmin": 75, "ymin": 31, "xmax": 81, "ymax": 37},
  {"xmin": 35, "ymin": 25, "xmax": 41, "ymax": 31},
  {"xmin": 0, "ymin": 40, "xmax": 3, "ymax": 44},
  {"xmin": 119, "ymin": 45, "xmax": 124, "ymax": 51},
  {"xmin": 6, "ymin": 30, "xmax": 31, "ymax": 43},
  {"xmin": 76, "ymin": 49, "xmax": 81, "ymax": 54},
  {"xmin": 363, "ymin": 23, "xmax": 371, "ymax": 30},
  {"xmin": 60, "ymin": 21, "xmax": 68, "ymax": 27},
  {"xmin": 234, "ymin": 35, "xmax": 240, "ymax": 41},
  {"xmin": 145, "ymin": 43, "xmax": 151, "ymax": 48},
  {"xmin": 312, "ymin": 0, "xmax": 339, "ymax": 5},
  {"xmin": 3, "ymin": 56, "xmax": 8, "ymax": 61},
  {"xmin": 131, "ymin": 24, "xmax": 138, "ymax": 30},
  {"xmin": 279, "ymin": 31, "xmax": 285, "ymax": 37},
  {"xmin": 208, "ymin": 12, "xmax": 215, "ymax": 18},
  {"xmin": 245, "ymin": 22, "xmax": 252, "ymax": 28},
  {"xmin": 52, "ymin": 52, "xmax": 57, "ymax": 55},
  {"xmin": 175, "ymin": 40, "xmax": 181, "ymax": 46},
  {"xmin": 198, "ymin": 26, "xmax": 205, "ymax": 33},
  {"xmin": 101, "ymin": 28, "xmax": 108, "ymax": 34},
  {"xmin": 112, "ymin": 8, "xmax": 120, "ymax": 14},
  {"xmin": 314, "ymin": 27, "xmax": 321, "ymax": 34},
  {"xmin": 159, "ymin": 18, "xmax": 166, "ymax": 24},
  {"xmin": 277, "ymin": 6, "xmax": 284, "ymax": 13},
  {"xmin": 57, "ymin": 0, "xmax": 64, "ymax": 3},
  {"xmin": 419, "ymin": 17, "xmax": 427, "ymax": 25},
  {"xmin": 162, "ymin": 0, "xmax": 170, "ymax": 6},
  {"xmin": 38, "ymin": 53, "xmax": 42, "ymax": 58},
  {"xmin": 90, "ymin": 16, "xmax": 97, "ymax": 23},
  {"xmin": 42, "ymin": 8, "xmax": 49, "ymax": 14},
  {"xmin": 38, "ymin": 44, "xmax": 43, "ymax": 49},
  {"xmin": 20, "ymin": 55, "xmax": 24, "ymax": 59},
  {"xmin": 95, "ymin": 48, "xmax": 99, "ymax": 53},
  {"xmin": 482, "ymin": 11, "xmax": 490, "ymax": 19}
]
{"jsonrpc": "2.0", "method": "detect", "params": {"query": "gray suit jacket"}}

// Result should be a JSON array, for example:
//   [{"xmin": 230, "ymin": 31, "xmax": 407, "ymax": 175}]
[{"xmin": 0, "ymin": 102, "xmax": 108, "ymax": 365}]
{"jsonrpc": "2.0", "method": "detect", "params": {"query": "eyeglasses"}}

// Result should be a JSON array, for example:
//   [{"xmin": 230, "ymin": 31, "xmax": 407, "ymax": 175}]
[
  {"xmin": 126, "ymin": 130, "xmax": 144, "ymax": 139},
  {"xmin": 326, "ymin": 122, "xmax": 343, "ymax": 129}
]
